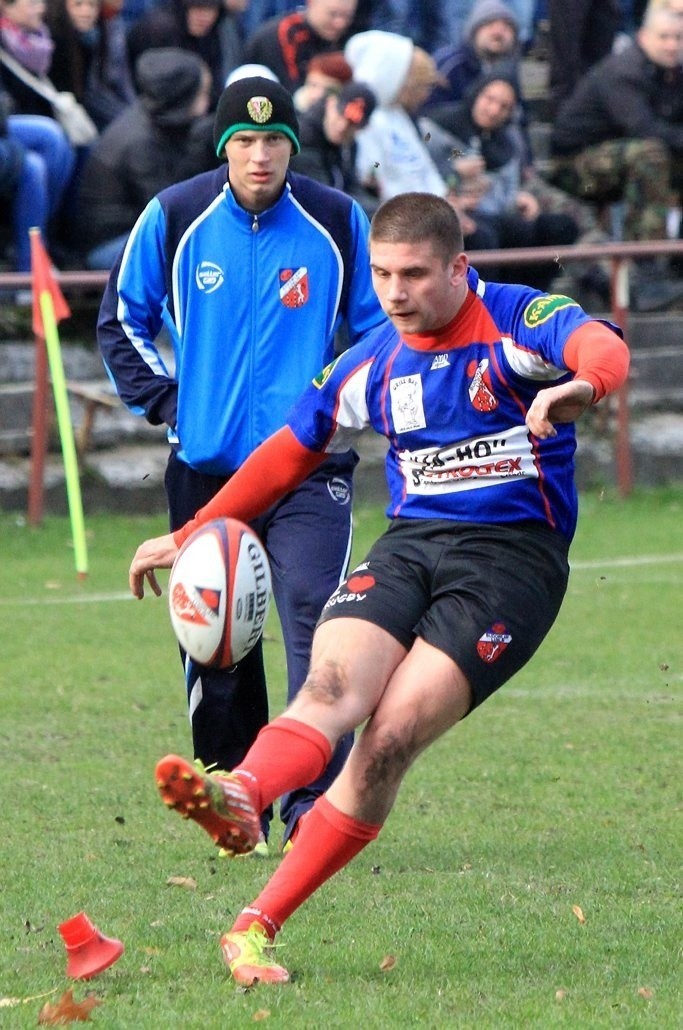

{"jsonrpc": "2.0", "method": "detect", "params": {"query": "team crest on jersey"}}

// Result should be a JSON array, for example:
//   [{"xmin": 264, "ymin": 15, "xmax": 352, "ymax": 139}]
[
  {"xmin": 280, "ymin": 267, "xmax": 309, "ymax": 308},
  {"xmin": 476, "ymin": 622, "xmax": 512, "ymax": 663},
  {"xmin": 195, "ymin": 261, "xmax": 224, "ymax": 293},
  {"xmin": 247, "ymin": 96, "xmax": 273, "ymax": 123},
  {"xmin": 390, "ymin": 374, "xmax": 426, "ymax": 433},
  {"xmin": 523, "ymin": 294, "xmax": 578, "ymax": 328},
  {"xmin": 467, "ymin": 357, "xmax": 498, "ymax": 412},
  {"xmin": 313, "ymin": 356, "xmax": 340, "ymax": 389}
]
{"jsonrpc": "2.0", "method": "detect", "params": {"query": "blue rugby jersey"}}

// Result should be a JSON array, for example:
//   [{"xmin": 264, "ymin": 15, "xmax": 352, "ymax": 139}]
[
  {"xmin": 287, "ymin": 269, "xmax": 620, "ymax": 542},
  {"xmin": 97, "ymin": 167, "xmax": 385, "ymax": 475}
]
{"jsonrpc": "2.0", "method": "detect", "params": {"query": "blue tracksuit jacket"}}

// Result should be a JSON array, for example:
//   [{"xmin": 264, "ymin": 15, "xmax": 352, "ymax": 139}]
[{"xmin": 97, "ymin": 165, "xmax": 386, "ymax": 475}]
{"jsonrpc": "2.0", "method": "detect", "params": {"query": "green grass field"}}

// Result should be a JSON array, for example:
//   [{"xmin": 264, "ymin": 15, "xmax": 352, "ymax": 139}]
[{"xmin": 0, "ymin": 489, "xmax": 681, "ymax": 1028}]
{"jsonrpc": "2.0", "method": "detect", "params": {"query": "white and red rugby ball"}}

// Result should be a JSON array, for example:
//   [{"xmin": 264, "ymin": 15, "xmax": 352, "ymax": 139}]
[{"xmin": 168, "ymin": 518, "xmax": 272, "ymax": 668}]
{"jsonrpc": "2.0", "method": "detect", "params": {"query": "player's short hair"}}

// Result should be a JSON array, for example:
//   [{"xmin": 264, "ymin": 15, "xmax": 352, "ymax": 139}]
[{"xmin": 370, "ymin": 193, "xmax": 464, "ymax": 265}]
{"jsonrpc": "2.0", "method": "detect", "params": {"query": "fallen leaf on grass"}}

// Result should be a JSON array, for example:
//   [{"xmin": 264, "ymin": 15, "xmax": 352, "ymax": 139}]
[
  {"xmin": 637, "ymin": 986, "xmax": 654, "ymax": 999},
  {"xmin": 166, "ymin": 876, "xmax": 197, "ymax": 889},
  {"xmin": 252, "ymin": 1009, "xmax": 271, "ymax": 1021},
  {"xmin": 379, "ymin": 955, "xmax": 397, "ymax": 972},
  {"xmin": 572, "ymin": 905, "xmax": 586, "ymax": 924},
  {"xmin": 555, "ymin": 989, "xmax": 567, "ymax": 1001},
  {"xmin": 37, "ymin": 988, "xmax": 101, "ymax": 1024}
]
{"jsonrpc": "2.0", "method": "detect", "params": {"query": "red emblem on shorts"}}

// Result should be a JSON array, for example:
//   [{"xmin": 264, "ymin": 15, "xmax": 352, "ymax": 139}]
[
  {"xmin": 279, "ymin": 267, "xmax": 309, "ymax": 308},
  {"xmin": 476, "ymin": 622, "xmax": 512, "ymax": 663},
  {"xmin": 467, "ymin": 358, "xmax": 498, "ymax": 412},
  {"xmin": 347, "ymin": 574, "xmax": 375, "ymax": 592}
]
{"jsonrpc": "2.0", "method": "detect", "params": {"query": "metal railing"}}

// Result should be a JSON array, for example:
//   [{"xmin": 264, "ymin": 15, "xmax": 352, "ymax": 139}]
[{"xmin": 2, "ymin": 238, "xmax": 682, "ymax": 505}]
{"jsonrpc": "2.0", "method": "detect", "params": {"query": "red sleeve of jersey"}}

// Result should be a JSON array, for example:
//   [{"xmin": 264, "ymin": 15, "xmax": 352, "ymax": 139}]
[
  {"xmin": 173, "ymin": 427, "xmax": 327, "ymax": 546},
  {"xmin": 563, "ymin": 322, "xmax": 630, "ymax": 402}
]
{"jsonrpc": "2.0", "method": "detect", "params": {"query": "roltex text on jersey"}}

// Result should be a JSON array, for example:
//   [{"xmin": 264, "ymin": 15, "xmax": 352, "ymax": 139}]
[
  {"xmin": 97, "ymin": 167, "xmax": 383, "ymax": 475},
  {"xmin": 288, "ymin": 268, "xmax": 622, "ymax": 543}
]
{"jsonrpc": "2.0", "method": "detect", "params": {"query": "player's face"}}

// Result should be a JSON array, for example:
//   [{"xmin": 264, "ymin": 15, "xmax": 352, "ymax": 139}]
[
  {"xmin": 370, "ymin": 239, "xmax": 468, "ymax": 333},
  {"xmin": 225, "ymin": 131, "xmax": 292, "ymax": 211}
]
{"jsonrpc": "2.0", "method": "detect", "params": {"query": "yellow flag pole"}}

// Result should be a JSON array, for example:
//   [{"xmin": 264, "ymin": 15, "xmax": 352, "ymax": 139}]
[{"xmin": 39, "ymin": 287, "xmax": 89, "ymax": 578}]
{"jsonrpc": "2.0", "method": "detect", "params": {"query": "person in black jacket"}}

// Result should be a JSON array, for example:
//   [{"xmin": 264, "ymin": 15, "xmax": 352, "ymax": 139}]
[
  {"xmin": 290, "ymin": 79, "xmax": 376, "ymax": 214},
  {"xmin": 548, "ymin": 5, "xmax": 683, "ymax": 311},
  {"xmin": 77, "ymin": 47, "xmax": 214, "ymax": 268},
  {"xmin": 243, "ymin": 0, "xmax": 357, "ymax": 92}
]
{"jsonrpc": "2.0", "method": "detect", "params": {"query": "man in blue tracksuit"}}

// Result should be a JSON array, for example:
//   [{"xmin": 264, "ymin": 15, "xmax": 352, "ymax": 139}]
[{"xmin": 97, "ymin": 76, "xmax": 387, "ymax": 850}]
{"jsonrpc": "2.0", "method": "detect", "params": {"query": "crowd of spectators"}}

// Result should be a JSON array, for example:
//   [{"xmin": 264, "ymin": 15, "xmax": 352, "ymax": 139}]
[{"xmin": 0, "ymin": 0, "xmax": 681, "ymax": 308}]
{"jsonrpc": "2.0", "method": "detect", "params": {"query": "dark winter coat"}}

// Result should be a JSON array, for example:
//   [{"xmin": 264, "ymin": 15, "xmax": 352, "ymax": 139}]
[
  {"xmin": 550, "ymin": 40, "xmax": 683, "ymax": 156},
  {"xmin": 77, "ymin": 48, "xmax": 216, "ymax": 248}
]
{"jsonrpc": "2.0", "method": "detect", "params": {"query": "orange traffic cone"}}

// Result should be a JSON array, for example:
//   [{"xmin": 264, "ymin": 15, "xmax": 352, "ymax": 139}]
[{"xmin": 58, "ymin": 912, "xmax": 124, "ymax": 979}]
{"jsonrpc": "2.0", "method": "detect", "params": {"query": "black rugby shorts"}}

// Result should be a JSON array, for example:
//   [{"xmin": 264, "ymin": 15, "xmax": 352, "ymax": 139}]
[{"xmin": 317, "ymin": 517, "xmax": 570, "ymax": 709}]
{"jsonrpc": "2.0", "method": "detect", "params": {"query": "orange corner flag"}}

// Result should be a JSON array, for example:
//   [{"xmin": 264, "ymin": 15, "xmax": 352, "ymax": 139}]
[{"xmin": 30, "ymin": 228, "xmax": 70, "ymax": 336}]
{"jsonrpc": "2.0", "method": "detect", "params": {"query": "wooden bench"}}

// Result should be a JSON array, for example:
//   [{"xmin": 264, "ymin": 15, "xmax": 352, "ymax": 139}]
[{"xmin": 64, "ymin": 380, "xmax": 121, "ymax": 455}]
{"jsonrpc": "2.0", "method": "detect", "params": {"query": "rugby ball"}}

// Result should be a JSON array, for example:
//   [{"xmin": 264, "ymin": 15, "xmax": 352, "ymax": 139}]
[{"xmin": 168, "ymin": 518, "xmax": 272, "ymax": 668}]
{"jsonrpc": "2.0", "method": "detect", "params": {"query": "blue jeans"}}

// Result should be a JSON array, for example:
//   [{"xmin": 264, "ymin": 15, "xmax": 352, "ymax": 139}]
[{"xmin": 7, "ymin": 116, "xmax": 76, "ymax": 271}]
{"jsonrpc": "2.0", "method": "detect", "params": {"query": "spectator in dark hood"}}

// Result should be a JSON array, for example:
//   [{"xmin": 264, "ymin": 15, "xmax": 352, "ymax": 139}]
[
  {"xmin": 77, "ymin": 47, "xmax": 213, "ymax": 267},
  {"xmin": 422, "ymin": 0, "xmax": 522, "ymax": 111},
  {"xmin": 127, "ymin": 0, "xmax": 244, "ymax": 109},
  {"xmin": 424, "ymin": 72, "xmax": 578, "ymax": 292}
]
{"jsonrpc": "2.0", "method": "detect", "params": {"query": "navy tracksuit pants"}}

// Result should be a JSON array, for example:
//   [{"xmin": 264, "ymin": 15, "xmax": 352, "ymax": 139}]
[{"xmin": 165, "ymin": 449, "xmax": 356, "ymax": 844}]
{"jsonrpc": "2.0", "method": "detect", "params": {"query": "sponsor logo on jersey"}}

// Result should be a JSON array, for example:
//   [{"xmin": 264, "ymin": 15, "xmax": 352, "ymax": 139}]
[
  {"xmin": 476, "ymin": 622, "xmax": 511, "ymax": 663},
  {"xmin": 467, "ymin": 357, "xmax": 498, "ymax": 412},
  {"xmin": 279, "ymin": 267, "xmax": 309, "ymax": 308},
  {"xmin": 523, "ymin": 294, "xmax": 578, "ymax": 328},
  {"xmin": 170, "ymin": 582, "xmax": 220, "ymax": 625},
  {"xmin": 430, "ymin": 354, "xmax": 450, "ymax": 370},
  {"xmin": 390, "ymin": 374, "xmax": 426, "ymax": 433},
  {"xmin": 195, "ymin": 261, "xmax": 225, "ymax": 293},
  {"xmin": 247, "ymin": 96, "xmax": 273, "ymax": 123},
  {"xmin": 313, "ymin": 356, "xmax": 340, "ymax": 389},
  {"xmin": 327, "ymin": 477, "xmax": 351, "ymax": 504},
  {"xmin": 397, "ymin": 425, "xmax": 536, "ymax": 495}
]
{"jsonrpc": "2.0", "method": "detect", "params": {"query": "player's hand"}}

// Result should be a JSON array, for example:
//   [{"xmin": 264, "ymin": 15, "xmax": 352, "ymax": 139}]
[
  {"xmin": 129, "ymin": 533, "xmax": 179, "ymax": 598},
  {"xmin": 525, "ymin": 380, "xmax": 595, "ymax": 439}
]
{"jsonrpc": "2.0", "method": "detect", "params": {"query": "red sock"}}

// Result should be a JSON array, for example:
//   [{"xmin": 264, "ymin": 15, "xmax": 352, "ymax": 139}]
[
  {"xmin": 231, "ymin": 795, "xmax": 381, "ymax": 937},
  {"xmin": 232, "ymin": 716, "xmax": 332, "ymax": 813}
]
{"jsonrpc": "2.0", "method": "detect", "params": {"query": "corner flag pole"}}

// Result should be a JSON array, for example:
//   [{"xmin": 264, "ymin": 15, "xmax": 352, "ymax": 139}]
[{"xmin": 29, "ymin": 228, "xmax": 89, "ymax": 578}]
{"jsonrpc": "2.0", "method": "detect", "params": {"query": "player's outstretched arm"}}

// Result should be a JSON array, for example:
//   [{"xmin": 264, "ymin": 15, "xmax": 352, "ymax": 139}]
[
  {"xmin": 128, "ymin": 427, "xmax": 326, "ymax": 598},
  {"xmin": 525, "ymin": 379, "xmax": 595, "ymax": 439},
  {"xmin": 527, "ymin": 320, "xmax": 630, "ymax": 438}
]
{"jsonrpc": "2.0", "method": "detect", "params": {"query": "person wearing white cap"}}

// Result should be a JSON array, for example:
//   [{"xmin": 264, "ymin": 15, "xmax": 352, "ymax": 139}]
[{"xmin": 344, "ymin": 30, "xmax": 447, "ymax": 202}]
